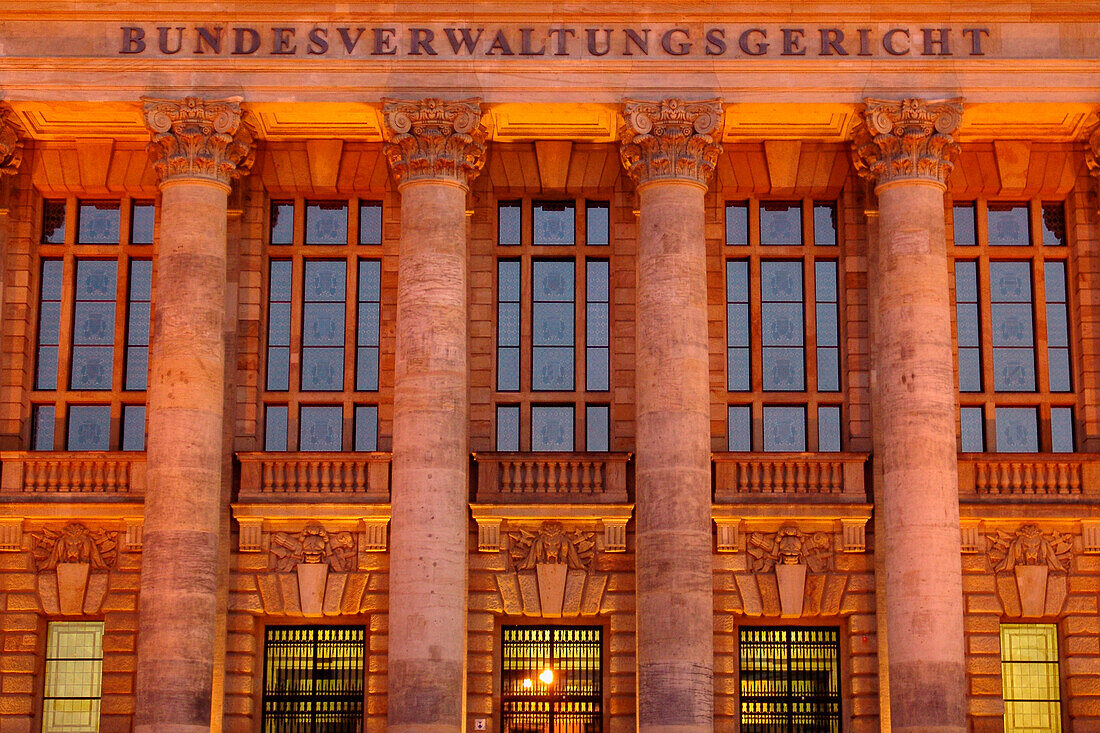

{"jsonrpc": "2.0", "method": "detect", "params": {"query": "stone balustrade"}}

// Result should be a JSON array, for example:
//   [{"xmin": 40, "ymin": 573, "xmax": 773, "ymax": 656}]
[
  {"xmin": 958, "ymin": 454, "xmax": 1100, "ymax": 497},
  {"xmin": 0, "ymin": 451, "xmax": 146, "ymax": 495},
  {"xmin": 712, "ymin": 453, "xmax": 869, "ymax": 500},
  {"xmin": 473, "ymin": 452, "xmax": 630, "ymax": 503},
  {"xmin": 236, "ymin": 452, "xmax": 391, "ymax": 500}
]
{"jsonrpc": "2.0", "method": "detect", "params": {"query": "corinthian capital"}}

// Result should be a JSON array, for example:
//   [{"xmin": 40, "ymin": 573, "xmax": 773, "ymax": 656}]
[
  {"xmin": 1087, "ymin": 124, "xmax": 1100, "ymax": 179},
  {"xmin": 852, "ymin": 97, "xmax": 963, "ymax": 188},
  {"xmin": 382, "ymin": 98, "xmax": 487, "ymax": 189},
  {"xmin": 618, "ymin": 98, "xmax": 723, "ymax": 188},
  {"xmin": 142, "ymin": 97, "xmax": 254, "ymax": 188},
  {"xmin": 0, "ymin": 109, "xmax": 23, "ymax": 176}
]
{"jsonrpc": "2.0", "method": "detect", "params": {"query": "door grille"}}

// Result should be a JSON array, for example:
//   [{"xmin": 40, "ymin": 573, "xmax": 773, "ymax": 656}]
[
  {"xmin": 501, "ymin": 626, "xmax": 602, "ymax": 733},
  {"xmin": 739, "ymin": 626, "xmax": 841, "ymax": 733},
  {"xmin": 262, "ymin": 625, "xmax": 365, "ymax": 732}
]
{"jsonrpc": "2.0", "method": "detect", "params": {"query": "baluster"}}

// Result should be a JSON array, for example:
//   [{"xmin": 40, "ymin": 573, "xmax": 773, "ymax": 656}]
[
  {"xmin": 760, "ymin": 462, "xmax": 772, "ymax": 492},
  {"xmin": 499, "ymin": 461, "xmax": 511, "ymax": 493},
  {"xmin": 320, "ymin": 461, "xmax": 332, "ymax": 492},
  {"xmin": 91, "ymin": 461, "xmax": 104, "ymax": 490},
  {"xmin": 794, "ymin": 462, "xmax": 806, "ymax": 493},
  {"xmin": 262, "ymin": 461, "xmax": 274, "ymax": 491},
  {"xmin": 1069, "ymin": 463, "xmax": 1081, "ymax": 494},
  {"xmin": 45, "ymin": 461, "xmax": 57, "ymax": 492},
  {"xmin": 749, "ymin": 461, "xmax": 760, "ymax": 492},
  {"xmin": 1021, "ymin": 463, "xmax": 1034, "ymax": 494},
  {"xmin": 105, "ymin": 461, "xmax": 117, "ymax": 492},
  {"xmin": 520, "ymin": 462, "xmax": 532, "ymax": 492},
  {"xmin": 120, "ymin": 461, "xmax": 131, "ymax": 492},
  {"xmin": 1010, "ymin": 463, "xmax": 1022, "ymax": 493},
  {"xmin": 28, "ymin": 462, "xmax": 42, "ymax": 492},
  {"xmin": 975, "ymin": 462, "xmax": 988, "ymax": 493},
  {"xmin": 988, "ymin": 462, "xmax": 1002, "ymax": 494}
]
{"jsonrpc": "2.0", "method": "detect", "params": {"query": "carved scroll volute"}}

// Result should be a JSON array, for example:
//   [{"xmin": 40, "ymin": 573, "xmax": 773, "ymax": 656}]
[
  {"xmin": 0, "ymin": 109, "xmax": 23, "ymax": 177},
  {"xmin": 142, "ymin": 96, "xmax": 255, "ymax": 189},
  {"xmin": 851, "ymin": 97, "xmax": 964, "ymax": 189},
  {"xmin": 618, "ymin": 97, "xmax": 723, "ymax": 189},
  {"xmin": 381, "ymin": 98, "xmax": 488, "ymax": 189}
]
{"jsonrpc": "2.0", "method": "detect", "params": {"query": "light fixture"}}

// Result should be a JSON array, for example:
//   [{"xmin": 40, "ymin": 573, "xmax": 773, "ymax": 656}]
[
  {"xmin": 521, "ymin": 678, "xmax": 533, "ymax": 689},
  {"xmin": 538, "ymin": 668, "xmax": 554, "ymax": 685}
]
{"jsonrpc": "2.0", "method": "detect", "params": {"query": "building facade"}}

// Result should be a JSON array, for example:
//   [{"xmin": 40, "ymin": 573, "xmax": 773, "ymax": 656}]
[{"xmin": 1, "ymin": 4, "xmax": 1100, "ymax": 733}]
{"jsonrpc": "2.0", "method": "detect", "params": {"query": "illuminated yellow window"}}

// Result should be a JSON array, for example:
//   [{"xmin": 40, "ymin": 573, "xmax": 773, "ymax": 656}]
[
  {"xmin": 43, "ymin": 621, "xmax": 103, "ymax": 733},
  {"xmin": 1001, "ymin": 623, "xmax": 1062, "ymax": 733}
]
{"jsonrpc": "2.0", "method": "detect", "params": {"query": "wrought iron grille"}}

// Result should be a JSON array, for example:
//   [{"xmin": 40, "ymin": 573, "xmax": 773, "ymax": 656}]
[
  {"xmin": 739, "ymin": 627, "xmax": 841, "ymax": 733},
  {"xmin": 501, "ymin": 626, "xmax": 602, "ymax": 733},
  {"xmin": 262, "ymin": 625, "xmax": 365, "ymax": 733}
]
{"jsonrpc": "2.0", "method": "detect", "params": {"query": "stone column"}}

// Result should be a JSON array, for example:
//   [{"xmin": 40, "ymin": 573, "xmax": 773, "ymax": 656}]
[
  {"xmin": 853, "ymin": 97, "xmax": 966, "ymax": 733},
  {"xmin": 134, "ymin": 97, "xmax": 253, "ymax": 733},
  {"xmin": 382, "ymin": 98, "xmax": 487, "ymax": 733},
  {"xmin": 619, "ymin": 98, "xmax": 722, "ymax": 733}
]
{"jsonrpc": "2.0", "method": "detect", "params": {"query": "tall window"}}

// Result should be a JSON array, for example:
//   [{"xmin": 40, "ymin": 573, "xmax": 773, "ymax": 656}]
[
  {"xmin": 263, "ymin": 200, "xmax": 382, "ymax": 452},
  {"xmin": 1000, "ymin": 624, "xmax": 1062, "ymax": 733},
  {"xmin": 739, "ymin": 626, "xmax": 841, "ymax": 733},
  {"xmin": 43, "ymin": 621, "xmax": 104, "ymax": 733},
  {"xmin": 725, "ymin": 200, "xmax": 842, "ymax": 452},
  {"xmin": 951, "ymin": 201, "xmax": 1074, "ymax": 453},
  {"xmin": 501, "ymin": 626, "xmax": 602, "ymax": 733},
  {"xmin": 262, "ymin": 625, "xmax": 365, "ymax": 732},
  {"xmin": 33, "ymin": 199, "xmax": 154, "ymax": 451},
  {"xmin": 494, "ymin": 199, "xmax": 611, "ymax": 452}
]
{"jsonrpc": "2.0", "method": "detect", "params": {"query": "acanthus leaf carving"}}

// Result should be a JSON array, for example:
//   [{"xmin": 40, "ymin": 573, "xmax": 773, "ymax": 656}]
[
  {"xmin": 851, "ymin": 97, "xmax": 963, "ymax": 188},
  {"xmin": 619, "ymin": 98, "xmax": 723, "ymax": 188},
  {"xmin": 987, "ymin": 523, "xmax": 1073, "ymax": 574},
  {"xmin": 142, "ymin": 96, "xmax": 254, "ymax": 187},
  {"xmin": 269, "ymin": 522, "xmax": 356, "ymax": 573},
  {"xmin": 32, "ymin": 522, "xmax": 117, "ymax": 572},
  {"xmin": 747, "ymin": 525, "xmax": 832, "ymax": 574},
  {"xmin": 0, "ymin": 109, "xmax": 23, "ymax": 176},
  {"xmin": 1087, "ymin": 125, "xmax": 1100, "ymax": 178},
  {"xmin": 381, "ymin": 98, "xmax": 487, "ymax": 188}
]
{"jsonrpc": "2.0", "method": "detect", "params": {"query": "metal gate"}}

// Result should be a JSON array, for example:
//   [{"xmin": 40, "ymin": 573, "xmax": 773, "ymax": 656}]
[
  {"xmin": 501, "ymin": 626, "xmax": 602, "ymax": 733},
  {"xmin": 262, "ymin": 625, "xmax": 365, "ymax": 733},
  {"xmin": 739, "ymin": 627, "xmax": 841, "ymax": 733}
]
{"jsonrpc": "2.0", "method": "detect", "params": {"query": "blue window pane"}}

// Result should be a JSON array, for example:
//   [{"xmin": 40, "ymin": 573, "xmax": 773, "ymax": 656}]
[
  {"xmin": 305, "ymin": 202, "xmax": 348, "ymax": 244},
  {"xmin": 995, "ymin": 407, "xmax": 1038, "ymax": 453},
  {"xmin": 952, "ymin": 204, "xmax": 977, "ymax": 246},
  {"xmin": 817, "ymin": 348, "xmax": 840, "ymax": 392},
  {"xmin": 818, "ymin": 406, "xmax": 841, "ymax": 452},
  {"xmin": 531, "ymin": 406, "xmax": 573, "ymax": 451},
  {"xmin": 73, "ymin": 302, "xmax": 117, "ymax": 345},
  {"xmin": 956, "ymin": 303, "xmax": 980, "ymax": 347},
  {"xmin": 585, "ymin": 348, "xmax": 609, "ymax": 391},
  {"xmin": 761, "ymin": 261, "xmax": 802, "ymax": 301},
  {"xmin": 762, "ymin": 304, "xmax": 804, "ymax": 346},
  {"xmin": 265, "ymin": 406, "xmax": 288, "ymax": 451},
  {"xmin": 268, "ymin": 303, "xmax": 292, "ymax": 346},
  {"xmin": 498, "ymin": 260, "xmax": 521, "ymax": 301},
  {"xmin": 955, "ymin": 261, "xmax": 978, "ymax": 302},
  {"xmin": 71, "ymin": 347, "xmax": 115, "ymax": 391},
  {"xmin": 67, "ymin": 406, "xmax": 111, "ymax": 451},
  {"xmin": 586, "ymin": 405, "xmax": 609, "ymax": 452},
  {"xmin": 269, "ymin": 260, "xmax": 293, "ymax": 300},
  {"xmin": 533, "ymin": 302, "xmax": 574, "ymax": 345},
  {"xmin": 266, "ymin": 347, "xmax": 290, "ymax": 392},
  {"xmin": 33, "ymin": 405, "xmax": 55, "ymax": 451},
  {"xmin": 728, "ymin": 405, "xmax": 751, "ymax": 452},
  {"xmin": 1051, "ymin": 408, "xmax": 1074, "ymax": 453},
  {"xmin": 42, "ymin": 201, "xmax": 66, "ymax": 244},
  {"xmin": 586, "ymin": 202, "xmax": 609, "ymax": 246},
  {"xmin": 498, "ymin": 201, "xmax": 521, "ymax": 246},
  {"xmin": 130, "ymin": 203, "xmax": 155, "ymax": 245},
  {"xmin": 987, "ymin": 204, "xmax": 1030, "ymax": 246},
  {"xmin": 124, "ymin": 347, "xmax": 148, "ymax": 392},
  {"xmin": 726, "ymin": 260, "xmax": 749, "ymax": 301},
  {"xmin": 759, "ymin": 202, "xmax": 802, "ymax": 245},
  {"xmin": 726, "ymin": 203, "xmax": 749, "ymax": 246},
  {"xmin": 993, "ymin": 349, "xmax": 1036, "ymax": 392},
  {"xmin": 1048, "ymin": 349, "xmax": 1071, "ymax": 393},
  {"xmin": 496, "ymin": 405, "xmax": 520, "ymax": 451},
  {"xmin": 356, "ymin": 258, "xmax": 381, "ymax": 388},
  {"xmin": 270, "ymin": 202, "xmax": 294, "ymax": 245},
  {"xmin": 121, "ymin": 405, "xmax": 145, "ymax": 451},
  {"xmin": 36, "ymin": 260, "xmax": 64, "ymax": 391},
  {"xmin": 359, "ymin": 202, "xmax": 383, "ymax": 245},
  {"xmin": 303, "ymin": 303, "xmax": 346, "ymax": 346},
  {"xmin": 299, "ymin": 406, "xmax": 342, "ymax": 451},
  {"xmin": 533, "ymin": 261, "xmax": 574, "ymax": 301},
  {"xmin": 533, "ymin": 201, "xmax": 575, "ymax": 245},
  {"xmin": 497, "ymin": 348, "xmax": 520, "ymax": 392},
  {"xmin": 36, "ymin": 346, "xmax": 59, "ymax": 392},
  {"xmin": 727, "ymin": 304, "xmax": 750, "ymax": 348},
  {"xmin": 958, "ymin": 348, "xmax": 982, "ymax": 392},
  {"xmin": 727, "ymin": 348, "xmax": 750, "ymax": 392},
  {"xmin": 76, "ymin": 260, "xmax": 117, "ymax": 300},
  {"xmin": 304, "ymin": 261, "xmax": 346, "ymax": 300},
  {"xmin": 960, "ymin": 407, "xmax": 985, "ymax": 452},
  {"xmin": 301, "ymin": 348, "xmax": 344, "ymax": 391},
  {"xmin": 532, "ymin": 347, "xmax": 574, "ymax": 391},
  {"xmin": 586, "ymin": 303, "xmax": 609, "ymax": 347},
  {"xmin": 77, "ymin": 202, "xmax": 120, "ymax": 244},
  {"xmin": 356, "ymin": 347, "xmax": 379, "ymax": 392},
  {"xmin": 354, "ymin": 405, "xmax": 378, "ymax": 451},
  {"xmin": 762, "ymin": 406, "xmax": 806, "ymax": 452},
  {"xmin": 762, "ymin": 348, "xmax": 805, "ymax": 391},
  {"xmin": 813, "ymin": 203, "xmax": 837, "ymax": 246}
]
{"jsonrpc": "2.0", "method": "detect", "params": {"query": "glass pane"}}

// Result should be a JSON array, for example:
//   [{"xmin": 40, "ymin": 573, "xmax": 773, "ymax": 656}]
[
  {"xmin": 498, "ymin": 201, "xmax": 521, "ymax": 245},
  {"xmin": 356, "ymin": 347, "xmax": 379, "ymax": 392},
  {"xmin": 305, "ymin": 201, "xmax": 348, "ymax": 244},
  {"xmin": 532, "ymin": 347, "xmax": 574, "ymax": 391},
  {"xmin": 304, "ymin": 260, "xmax": 346, "ymax": 300},
  {"xmin": 1051, "ymin": 407, "xmax": 1074, "ymax": 453},
  {"xmin": 1041, "ymin": 203, "xmax": 1066, "ymax": 246},
  {"xmin": 303, "ymin": 302, "xmax": 346, "ymax": 346},
  {"xmin": 762, "ymin": 303, "xmax": 804, "ymax": 346},
  {"xmin": 130, "ymin": 202, "xmax": 155, "ymax": 244},
  {"xmin": 533, "ymin": 302, "xmax": 574, "ymax": 345},
  {"xmin": 762, "ymin": 406, "xmax": 806, "ymax": 451},
  {"xmin": 728, "ymin": 405, "xmax": 751, "ymax": 452},
  {"xmin": 43, "ymin": 200, "xmax": 66, "ymax": 244},
  {"xmin": 727, "ymin": 259, "xmax": 749, "ymax": 302},
  {"xmin": 727, "ymin": 304, "xmax": 750, "ymax": 348},
  {"xmin": 952, "ymin": 204, "xmax": 976, "ymax": 246},
  {"xmin": 762, "ymin": 347, "xmax": 805, "ymax": 391},
  {"xmin": 995, "ymin": 407, "xmax": 1038, "ymax": 453},
  {"xmin": 586, "ymin": 405, "xmax": 609, "ymax": 452},
  {"xmin": 269, "ymin": 260, "xmax": 293, "ymax": 301},
  {"xmin": 497, "ymin": 347, "xmax": 520, "ymax": 392},
  {"xmin": 270, "ymin": 202, "xmax": 294, "ymax": 245},
  {"xmin": 33, "ymin": 405, "xmax": 55, "ymax": 451},
  {"xmin": 960, "ymin": 407, "xmax": 985, "ymax": 452},
  {"xmin": 533, "ymin": 201, "xmax": 575, "ymax": 245},
  {"xmin": 44, "ymin": 621, "xmax": 104, "ymax": 733},
  {"xmin": 987, "ymin": 203, "xmax": 1030, "ymax": 246},
  {"xmin": 266, "ymin": 347, "xmax": 290, "ymax": 392},
  {"xmin": 958, "ymin": 348, "xmax": 982, "ymax": 393},
  {"xmin": 121, "ymin": 405, "xmax": 145, "ymax": 451},
  {"xmin": 36, "ymin": 259, "xmax": 64, "ymax": 390},
  {"xmin": 533, "ymin": 260, "xmax": 573, "ymax": 301},
  {"xmin": 955, "ymin": 260, "xmax": 978, "ymax": 301},
  {"xmin": 76, "ymin": 259, "xmax": 117, "ymax": 301},
  {"xmin": 299, "ymin": 406, "xmax": 342, "ymax": 451},
  {"xmin": 728, "ymin": 347, "xmax": 750, "ymax": 392},
  {"xmin": 814, "ymin": 260, "xmax": 838, "ymax": 301},
  {"xmin": 77, "ymin": 201, "xmax": 120, "ymax": 244},
  {"xmin": 264, "ymin": 405, "xmax": 288, "ymax": 451},
  {"xmin": 586, "ymin": 348, "xmax": 609, "ymax": 391},
  {"xmin": 586, "ymin": 201, "xmax": 609, "ymax": 246},
  {"xmin": 354, "ymin": 405, "xmax": 378, "ymax": 451},
  {"xmin": 496, "ymin": 405, "xmax": 520, "ymax": 451},
  {"xmin": 67, "ymin": 405, "xmax": 111, "ymax": 451},
  {"xmin": 817, "ymin": 348, "xmax": 840, "ymax": 392},
  {"xmin": 1000, "ymin": 624, "xmax": 1061, "ymax": 733},
  {"xmin": 301, "ymin": 347, "xmax": 344, "ymax": 391},
  {"xmin": 993, "ymin": 349, "xmax": 1036, "ymax": 392},
  {"xmin": 759, "ymin": 202, "xmax": 802, "ymax": 245},
  {"xmin": 813, "ymin": 203, "xmax": 837, "ymax": 246},
  {"xmin": 531, "ymin": 406, "xmax": 573, "ymax": 451},
  {"xmin": 498, "ymin": 259, "xmax": 521, "ymax": 301},
  {"xmin": 818, "ymin": 406, "xmax": 841, "ymax": 452},
  {"xmin": 1045, "ymin": 261, "xmax": 1071, "ymax": 392},
  {"xmin": 990, "ymin": 262, "xmax": 1035, "ymax": 392},
  {"xmin": 125, "ymin": 260, "xmax": 153, "ymax": 391},
  {"xmin": 359, "ymin": 201, "xmax": 383, "ymax": 244},
  {"xmin": 761, "ymin": 261, "xmax": 803, "ymax": 301},
  {"xmin": 71, "ymin": 347, "xmax": 115, "ymax": 391},
  {"xmin": 726, "ymin": 202, "xmax": 749, "ymax": 245},
  {"xmin": 1048, "ymin": 349, "xmax": 1071, "ymax": 393}
]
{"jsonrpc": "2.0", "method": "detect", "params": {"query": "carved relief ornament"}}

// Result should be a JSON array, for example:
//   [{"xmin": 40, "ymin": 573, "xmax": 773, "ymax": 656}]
[
  {"xmin": 852, "ymin": 97, "xmax": 963, "ymax": 188},
  {"xmin": 619, "ymin": 98, "xmax": 723, "ymax": 188},
  {"xmin": 142, "ymin": 96, "xmax": 254, "ymax": 187},
  {"xmin": 1087, "ymin": 125, "xmax": 1100, "ymax": 189},
  {"xmin": 381, "ymin": 98, "xmax": 487, "ymax": 188},
  {"xmin": 269, "ymin": 522, "xmax": 356, "ymax": 573},
  {"xmin": 31, "ymin": 523, "xmax": 118, "ymax": 615},
  {"xmin": 747, "ymin": 525, "xmax": 833, "ymax": 618},
  {"xmin": 494, "ymin": 521, "xmax": 607, "ymax": 618},
  {"xmin": 0, "ymin": 109, "xmax": 23, "ymax": 176},
  {"xmin": 987, "ymin": 523, "xmax": 1074, "ymax": 618}
]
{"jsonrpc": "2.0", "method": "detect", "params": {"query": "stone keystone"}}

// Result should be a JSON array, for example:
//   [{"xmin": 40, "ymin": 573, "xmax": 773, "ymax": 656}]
[
  {"xmin": 618, "ymin": 97, "xmax": 723, "ymax": 188},
  {"xmin": 852, "ymin": 97, "xmax": 964, "ymax": 188},
  {"xmin": 381, "ymin": 97, "xmax": 488, "ymax": 188},
  {"xmin": 142, "ymin": 96, "xmax": 255, "ymax": 187},
  {"xmin": 0, "ymin": 109, "xmax": 23, "ymax": 176}
]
